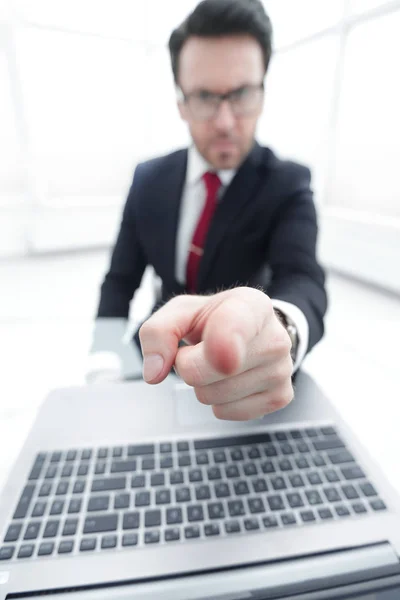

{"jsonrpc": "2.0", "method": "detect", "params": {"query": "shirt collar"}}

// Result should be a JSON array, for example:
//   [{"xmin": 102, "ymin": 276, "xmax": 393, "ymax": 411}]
[{"xmin": 186, "ymin": 145, "xmax": 236, "ymax": 188}]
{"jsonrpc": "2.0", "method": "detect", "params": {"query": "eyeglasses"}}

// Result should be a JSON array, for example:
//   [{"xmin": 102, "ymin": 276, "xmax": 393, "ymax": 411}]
[{"xmin": 179, "ymin": 83, "xmax": 264, "ymax": 121}]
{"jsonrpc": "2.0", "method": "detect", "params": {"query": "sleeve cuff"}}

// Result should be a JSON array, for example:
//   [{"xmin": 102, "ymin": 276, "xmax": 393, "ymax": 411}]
[{"xmin": 271, "ymin": 299, "xmax": 309, "ymax": 372}]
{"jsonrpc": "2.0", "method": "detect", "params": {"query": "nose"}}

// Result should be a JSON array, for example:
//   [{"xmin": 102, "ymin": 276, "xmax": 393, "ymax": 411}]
[{"xmin": 213, "ymin": 100, "xmax": 235, "ymax": 131}]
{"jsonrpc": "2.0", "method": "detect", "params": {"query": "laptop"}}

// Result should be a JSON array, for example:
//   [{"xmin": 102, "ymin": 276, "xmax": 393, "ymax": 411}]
[{"xmin": 1, "ymin": 366, "xmax": 400, "ymax": 599}]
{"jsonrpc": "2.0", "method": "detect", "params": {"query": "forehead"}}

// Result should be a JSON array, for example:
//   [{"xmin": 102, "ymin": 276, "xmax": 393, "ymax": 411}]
[{"xmin": 178, "ymin": 35, "xmax": 264, "ymax": 92}]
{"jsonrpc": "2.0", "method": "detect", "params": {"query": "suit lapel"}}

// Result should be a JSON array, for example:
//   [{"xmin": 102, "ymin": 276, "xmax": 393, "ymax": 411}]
[{"xmin": 197, "ymin": 143, "xmax": 267, "ymax": 291}]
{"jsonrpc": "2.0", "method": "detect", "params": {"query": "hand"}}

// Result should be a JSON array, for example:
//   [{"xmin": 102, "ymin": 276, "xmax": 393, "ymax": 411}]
[{"xmin": 139, "ymin": 287, "xmax": 294, "ymax": 421}]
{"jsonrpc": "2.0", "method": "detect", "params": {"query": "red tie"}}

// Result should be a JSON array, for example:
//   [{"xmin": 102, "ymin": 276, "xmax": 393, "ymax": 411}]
[{"xmin": 186, "ymin": 171, "xmax": 221, "ymax": 293}]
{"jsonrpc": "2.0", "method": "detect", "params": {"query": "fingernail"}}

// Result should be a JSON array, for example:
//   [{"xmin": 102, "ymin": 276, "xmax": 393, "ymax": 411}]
[{"xmin": 143, "ymin": 354, "xmax": 164, "ymax": 382}]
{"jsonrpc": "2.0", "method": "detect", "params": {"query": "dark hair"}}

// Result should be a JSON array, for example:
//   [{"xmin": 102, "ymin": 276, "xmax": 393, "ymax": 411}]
[{"xmin": 168, "ymin": 0, "xmax": 273, "ymax": 84}]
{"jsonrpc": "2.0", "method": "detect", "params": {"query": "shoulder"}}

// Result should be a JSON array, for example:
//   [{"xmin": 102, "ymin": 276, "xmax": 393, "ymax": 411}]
[
  {"xmin": 257, "ymin": 145, "xmax": 312, "ymax": 191},
  {"xmin": 134, "ymin": 148, "xmax": 187, "ymax": 183}
]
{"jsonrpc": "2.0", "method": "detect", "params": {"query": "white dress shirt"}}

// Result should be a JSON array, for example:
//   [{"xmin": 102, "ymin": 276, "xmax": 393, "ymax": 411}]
[
  {"xmin": 89, "ymin": 145, "xmax": 309, "ymax": 379},
  {"xmin": 175, "ymin": 145, "xmax": 309, "ymax": 372}
]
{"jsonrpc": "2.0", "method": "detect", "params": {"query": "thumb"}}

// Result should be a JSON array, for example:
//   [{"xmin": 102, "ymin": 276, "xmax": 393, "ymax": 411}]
[{"xmin": 139, "ymin": 295, "xmax": 207, "ymax": 384}]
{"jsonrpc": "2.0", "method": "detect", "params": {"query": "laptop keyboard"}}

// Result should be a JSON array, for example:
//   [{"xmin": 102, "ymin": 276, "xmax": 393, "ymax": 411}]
[{"xmin": 0, "ymin": 426, "xmax": 388, "ymax": 561}]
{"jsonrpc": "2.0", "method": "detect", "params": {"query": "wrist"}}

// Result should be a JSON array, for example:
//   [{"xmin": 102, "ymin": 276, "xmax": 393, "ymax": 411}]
[{"xmin": 273, "ymin": 308, "xmax": 299, "ymax": 363}]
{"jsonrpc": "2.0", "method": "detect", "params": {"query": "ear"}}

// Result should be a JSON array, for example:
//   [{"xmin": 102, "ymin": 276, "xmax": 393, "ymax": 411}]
[{"xmin": 177, "ymin": 100, "xmax": 188, "ymax": 122}]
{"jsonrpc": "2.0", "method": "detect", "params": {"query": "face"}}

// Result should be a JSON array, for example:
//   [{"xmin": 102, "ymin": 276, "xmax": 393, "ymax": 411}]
[{"xmin": 177, "ymin": 35, "xmax": 265, "ymax": 170}]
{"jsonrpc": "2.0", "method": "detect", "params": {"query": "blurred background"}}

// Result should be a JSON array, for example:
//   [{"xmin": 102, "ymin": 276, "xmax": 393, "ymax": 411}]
[{"xmin": 0, "ymin": 1, "xmax": 399, "ymax": 484}]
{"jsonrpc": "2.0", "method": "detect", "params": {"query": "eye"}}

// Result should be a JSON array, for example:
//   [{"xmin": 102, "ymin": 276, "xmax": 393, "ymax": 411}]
[{"xmin": 197, "ymin": 90, "xmax": 217, "ymax": 103}]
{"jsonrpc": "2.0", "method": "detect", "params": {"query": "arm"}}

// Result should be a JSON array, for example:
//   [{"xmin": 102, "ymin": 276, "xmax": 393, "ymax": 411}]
[{"xmin": 266, "ymin": 167, "xmax": 328, "ymax": 355}]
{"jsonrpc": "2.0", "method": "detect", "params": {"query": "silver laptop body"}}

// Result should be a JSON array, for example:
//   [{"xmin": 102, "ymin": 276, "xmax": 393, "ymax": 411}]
[{"xmin": 1, "ymin": 371, "xmax": 400, "ymax": 599}]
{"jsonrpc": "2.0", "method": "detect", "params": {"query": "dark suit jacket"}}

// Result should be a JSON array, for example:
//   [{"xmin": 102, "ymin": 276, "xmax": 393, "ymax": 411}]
[{"xmin": 97, "ymin": 143, "xmax": 327, "ymax": 354}]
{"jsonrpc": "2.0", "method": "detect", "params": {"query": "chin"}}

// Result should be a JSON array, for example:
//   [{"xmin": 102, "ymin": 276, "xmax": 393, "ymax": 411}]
[{"xmin": 212, "ymin": 151, "xmax": 241, "ymax": 170}]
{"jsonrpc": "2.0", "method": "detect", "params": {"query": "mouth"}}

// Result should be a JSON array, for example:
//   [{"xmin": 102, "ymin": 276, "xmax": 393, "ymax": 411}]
[{"xmin": 211, "ymin": 139, "xmax": 237, "ymax": 152}]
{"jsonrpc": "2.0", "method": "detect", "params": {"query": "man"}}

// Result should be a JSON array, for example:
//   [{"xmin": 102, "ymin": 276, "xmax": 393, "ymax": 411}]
[{"xmin": 93, "ymin": 0, "xmax": 327, "ymax": 421}]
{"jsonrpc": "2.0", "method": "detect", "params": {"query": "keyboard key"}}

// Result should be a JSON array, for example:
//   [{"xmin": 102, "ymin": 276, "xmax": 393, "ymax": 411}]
[
  {"xmin": 111, "ymin": 460, "xmax": 137, "ymax": 474},
  {"xmin": 196, "ymin": 485, "xmax": 211, "ymax": 500},
  {"xmin": 263, "ymin": 516, "xmax": 278, "ymax": 528},
  {"xmin": 267, "ymin": 495, "xmax": 285, "ymax": 511},
  {"xmin": 196, "ymin": 453, "xmax": 209, "ymax": 465},
  {"xmin": 160, "ymin": 456, "xmax": 173, "ymax": 469},
  {"xmin": 58, "ymin": 540, "xmax": 74, "ymax": 554},
  {"xmin": 115, "ymin": 493, "xmax": 130, "ymax": 510},
  {"xmin": 65, "ymin": 450, "xmax": 77, "ymax": 461},
  {"xmin": 39, "ymin": 483, "xmax": 52, "ymax": 497},
  {"xmin": 43, "ymin": 520, "xmax": 60, "ymax": 538},
  {"xmin": 101, "ymin": 535, "xmax": 117, "ymax": 549},
  {"xmin": 38, "ymin": 542, "xmax": 54, "ymax": 556},
  {"xmin": 165, "ymin": 528, "xmax": 180, "ymax": 542},
  {"xmin": 28, "ymin": 464, "xmax": 43, "ymax": 481},
  {"xmin": 135, "ymin": 492, "xmax": 151, "ymax": 507},
  {"xmin": 176, "ymin": 487, "xmax": 191, "ymax": 503},
  {"xmin": 313, "ymin": 454, "xmax": 327, "ymax": 467},
  {"xmin": 329, "ymin": 451, "xmax": 355, "ymax": 465},
  {"xmin": 128, "ymin": 444, "xmax": 155, "ymax": 456},
  {"xmin": 290, "ymin": 430, "xmax": 302, "ymax": 440},
  {"xmin": 296, "ymin": 443, "xmax": 310, "ymax": 454},
  {"xmin": 122, "ymin": 533, "xmax": 138, "ymax": 546},
  {"xmin": 279, "ymin": 459, "xmax": 293, "ymax": 472},
  {"xmin": 305, "ymin": 428, "xmax": 318, "ymax": 438},
  {"xmin": 178, "ymin": 441, "xmax": 189, "ymax": 452},
  {"xmin": 248, "ymin": 447, "xmax": 261, "ymax": 459},
  {"xmin": 261, "ymin": 461, "xmax": 275, "ymax": 474},
  {"xmin": 88, "ymin": 496, "xmax": 109, "ymax": 512},
  {"xmin": 142, "ymin": 458, "xmax": 155, "ymax": 470},
  {"xmin": 160, "ymin": 443, "xmax": 172, "ymax": 453},
  {"xmin": 248, "ymin": 497, "xmax": 265, "ymax": 514},
  {"xmin": 234, "ymin": 481, "xmax": 250, "ymax": 495},
  {"xmin": 295, "ymin": 457, "xmax": 309, "ymax": 469},
  {"xmin": 50, "ymin": 500, "xmax": 64, "ymax": 516},
  {"xmin": 95, "ymin": 463, "xmax": 106, "ymax": 475},
  {"xmin": 281, "ymin": 513, "xmax": 296, "ymax": 526},
  {"xmin": 360, "ymin": 482, "xmax": 378, "ymax": 497},
  {"xmin": 342, "ymin": 485, "xmax": 359, "ymax": 500},
  {"xmin": 80, "ymin": 538, "xmax": 96, "ymax": 552},
  {"xmin": 166, "ymin": 508, "xmax": 183, "ymax": 525},
  {"xmin": 324, "ymin": 488, "xmax": 341, "ymax": 503},
  {"xmin": 97, "ymin": 448, "xmax": 108, "ymax": 459},
  {"xmin": 341, "ymin": 466, "xmax": 366, "ymax": 480},
  {"xmin": 287, "ymin": 493, "xmax": 304, "ymax": 508},
  {"xmin": 289, "ymin": 474, "xmax": 305, "ymax": 488},
  {"xmin": 51, "ymin": 451, "xmax": 62, "ymax": 463},
  {"xmin": 307, "ymin": 473, "xmax": 322, "ymax": 486},
  {"xmin": 63, "ymin": 519, "xmax": 78, "ymax": 536},
  {"xmin": 68, "ymin": 498, "xmax": 82, "ymax": 514},
  {"xmin": 313, "ymin": 438, "xmax": 345, "ymax": 451},
  {"xmin": 123, "ymin": 512, "xmax": 140, "ymax": 530},
  {"xmin": 113, "ymin": 447, "xmax": 123, "ymax": 458},
  {"xmin": 32, "ymin": 501, "xmax": 46, "ymax": 518},
  {"xmin": 82, "ymin": 449, "xmax": 92, "ymax": 460},
  {"xmin": 73, "ymin": 480, "xmax": 85, "ymax": 494},
  {"xmin": 4, "ymin": 524, "xmax": 22, "ymax": 543},
  {"xmin": 230, "ymin": 449, "xmax": 244, "ymax": 461},
  {"xmin": 204, "ymin": 523, "xmax": 220, "ymax": 536},
  {"xmin": 225, "ymin": 520, "xmax": 241, "ymax": 534},
  {"xmin": 324, "ymin": 469, "xmax": 340, "ymax": 483},
  {"xmin": 151, "ymin": 473, "xmax": 165, "ymax": 486},
  {"xmin": 253, "ymin": 479, "xmax": 268, "ymax": 493},
  {"xmin": 170, "ymin": 471, "xmax": 184, "ymax": 485},
  {"xmin": 155, "ymin": 489, "xmax": 171, "ymax": 505},
  {"xmin": 225, "ymin": 465, "xmax": 240, "ymax": 478},
  {"xmin": 145, "ymin": 510, "xmax": 161, "ymax": 527},
  {"xmin": 264, "ymin": 444, "xmax": 278, "ymax": 457},
  {"xmin": 0, "ymin": 546, "xmax": 15, "ymax": 560},
  {"xmin": 131, "ymin": 475, "xmax": 146, "ymax": 488},
  {"xmin": 195, "ymin": 433, "xmax": 273, "ymax": 450},
  {"xmin": 244, "ymin": 518, "xmax": 259, "ymax": 531},
  {"xmin": 271, "ymin": 476, "xmax": 286, "ymax": 491},
  {"xmin": 84, "ymin": 514, "xmax": 118, "ymax": 534},
  {"xmin": 318, "ymin": 508, "xmax": 334, "ymax": 520},
  {"xmin": 275, "ymin": 432, "xmax": 288, "ymax": 441},
  {"xmin": 335, "ymin": 505, "xmax": 350, "ymax": 518},
  {"xmin": 228, "ymin": 500, "xmax": 245, "ymax": 517},
  {"xmin": 352, "ymin": 502, "xmax": 367, "ymax": 514},
  {"xmin": 185, "ymin": 525, "xmax": 200, "ymax": 539},
  {"xmin": 92, "ymin": 477, "xmax": 126, "ymax": 493},
  {"xmin": 214, "ymin": 483, "xmax": 230, "ymax": 498},
  {"xmin": 207, "ymin": 467, "xmax": 222, "ymax": 481},
  {"xmin": 321, "ymin": 426, "xmax": 336, "ymax": 436},
  {"xmin": 24, "ymin": 522, "xmax": 41, "ymax": 540},
  {"xmin": 189, "ymin": 469, "xmax": 203, "ymax": 483},
  {"xmin": 18, "ymin": 544, "xmax": 34, "ymax": 559},
  {"xmin": 281, "ymin": 443, "xmax": 294, "ymax": 455},
  {"xmin": 370, "ymin": 499, "xmax": 387, "ymax": 511},
  {"xmin": 243, "ymin": 463, "xmax": 257, "ymax": 476},
  {"xmin": 13, "ymin": 484, "xmax": 35, "ymax": 519},
  {"xmin": 178, "ymin": 454, "xmax": 191, "ymax": 467},
  {"xmin": 187, "ymin": 505, "xmax": 204, "ymax": 522},
  {"xmin": 77, "ymin": 464, "xmax": 89, "ymax": 477},
  {"xmin": 208, "ymin": 502, "xmax": 225, "ymax": 519},
  {"xmin": 300, "ymin": 510, "xmax": 316, "ymax": 522},
  {"xmin": 213, "ymin": 451, "xmax": 227, "ymax": 463},
  {"xmin": 145, "ymin": 530, "xmax": 160, "ymax": 544},
  {"xmin": 305, "ymin": 490, "xmax": 323, "ymax": 506}
]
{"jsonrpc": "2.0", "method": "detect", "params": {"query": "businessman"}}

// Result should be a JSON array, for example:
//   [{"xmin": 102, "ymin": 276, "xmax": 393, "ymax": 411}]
[{"xmin": 94, "ymin": 0, "xmax": 328, "ymax": 420}]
